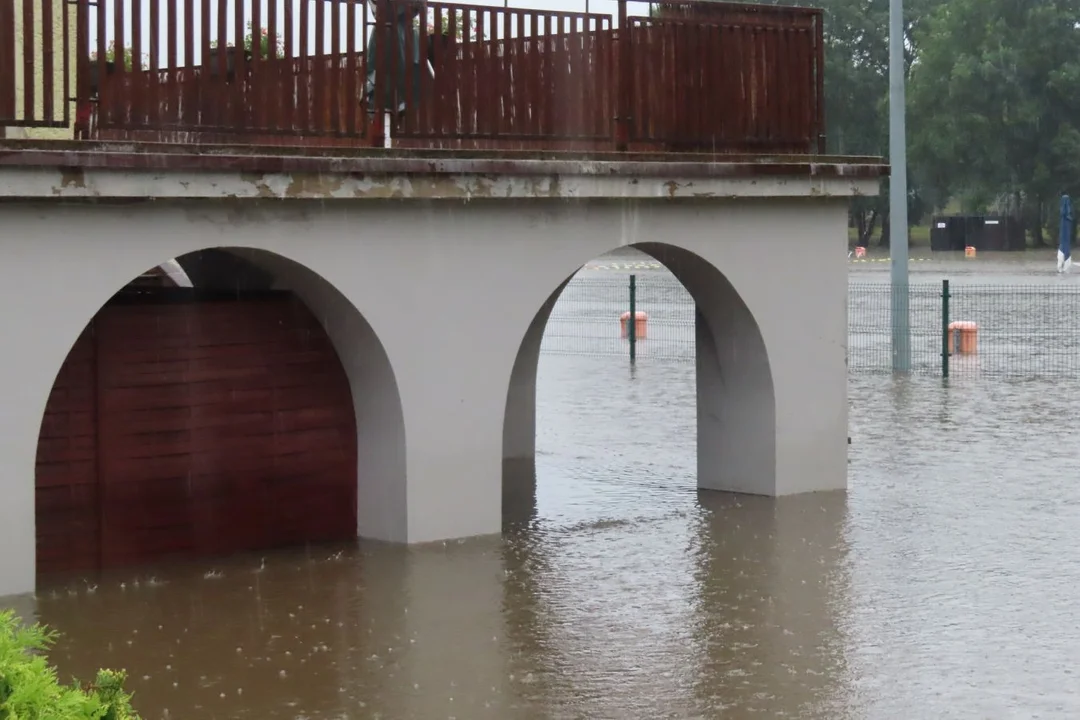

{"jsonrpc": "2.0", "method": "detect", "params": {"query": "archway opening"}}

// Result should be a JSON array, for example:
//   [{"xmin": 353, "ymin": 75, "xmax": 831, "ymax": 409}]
[
  {"xmin": 34, "ymin": 248, "xmax": 404, "ymax": 579},
  {"xmin": 502, "ymin": 243, "xmax": 775, "ymax": 528}
]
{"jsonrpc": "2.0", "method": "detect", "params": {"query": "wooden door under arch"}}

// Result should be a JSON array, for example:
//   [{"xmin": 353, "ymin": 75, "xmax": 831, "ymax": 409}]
[{"xmin": 35, "ymin": 289, "xmax": 358, "ymax": 576}]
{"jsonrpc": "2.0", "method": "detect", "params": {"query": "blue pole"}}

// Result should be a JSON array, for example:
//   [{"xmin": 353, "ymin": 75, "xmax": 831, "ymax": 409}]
[{"xmin": 1059, "ymin": 194, "xmax": 1073, "ymax": 273}]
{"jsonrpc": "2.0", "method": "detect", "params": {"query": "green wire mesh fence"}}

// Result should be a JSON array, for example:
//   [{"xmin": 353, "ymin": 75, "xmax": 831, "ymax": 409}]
[
  {"xmin": 544, "ymin": 272, "xmax": 1080, "ymax": 379},
  {"xmin": 541, "ymin": 274, "xmax": 694, "ymax": 360},
  {"xmin": 848, "ymin": 283, "xmax": 944, "ymax": 375},
  {"xmin": 848, "ymin": 282, "xmax": 1080, "ymax": 377},
  {"xmin": 948, "ymin": 283, "xmax": 1080, "ymax": 377}
]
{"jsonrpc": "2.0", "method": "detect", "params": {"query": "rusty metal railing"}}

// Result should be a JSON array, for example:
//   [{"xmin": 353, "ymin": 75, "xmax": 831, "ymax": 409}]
[
  {"xmin": 2, "ymin": 0, "xmax": 825, "ymax": 153},
  {"xmin": 374, "ymin": 0, "xmax": 825, "ymax": 153},
  {"xmin": 0, "ymin": 0, "xmax": 73, "ymax": 129}
]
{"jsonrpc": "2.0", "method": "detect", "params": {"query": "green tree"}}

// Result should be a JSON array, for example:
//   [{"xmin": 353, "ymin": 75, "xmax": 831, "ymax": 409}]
[
  {"xmin": 909, "ymin": 0, "xmax": 1080, "ymax": 245},
  {"xmin": 826, "ymin": 0, "xmax": 945, "ymax": 246}
]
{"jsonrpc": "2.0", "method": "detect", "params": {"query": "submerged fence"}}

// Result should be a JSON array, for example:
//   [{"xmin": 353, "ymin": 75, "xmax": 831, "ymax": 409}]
[
  {"xmin": 542, "ymin": 273, "xmax": 1080, "ymax": 378},
  {"xmin": 542, "ymin": 274, "xmax": 695, "ymax": 360},
  {"xmin": 849, "ymin": 282, "xmax": 1080, "ymax": 377}
]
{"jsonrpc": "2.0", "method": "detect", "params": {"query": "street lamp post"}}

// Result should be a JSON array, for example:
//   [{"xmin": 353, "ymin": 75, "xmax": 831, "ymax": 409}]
[{"xmin": 889, "ymin": 0, "xmax": 911, "ymax": 372}]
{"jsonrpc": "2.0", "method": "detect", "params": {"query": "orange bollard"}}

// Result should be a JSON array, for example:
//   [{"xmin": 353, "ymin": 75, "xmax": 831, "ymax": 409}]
[
  {"xmin": 620, "ymin": 311, "xmax": 648, "ymax": 339},
  {"xmin": 947, "ymin": 321, "xmax": 978, "ymax": 354}
]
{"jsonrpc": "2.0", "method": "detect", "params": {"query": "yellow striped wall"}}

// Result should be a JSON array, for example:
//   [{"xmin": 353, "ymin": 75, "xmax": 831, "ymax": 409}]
[{"xmin": 9, "ymin": 0, "xmax": 76, "ymax": 139}]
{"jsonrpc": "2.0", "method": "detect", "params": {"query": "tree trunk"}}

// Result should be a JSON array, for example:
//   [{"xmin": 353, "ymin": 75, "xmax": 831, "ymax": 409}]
[
  {"xmin": 879, "ymin": 208, "xmax": 891, "ymax": 248},
  {"xmin": 856, "ymin": 209, "xmax": 878, "ymax": 247},
  {"xmin": 1031, "ymin": 197, "xmax": 1046, "ymax": 247}
]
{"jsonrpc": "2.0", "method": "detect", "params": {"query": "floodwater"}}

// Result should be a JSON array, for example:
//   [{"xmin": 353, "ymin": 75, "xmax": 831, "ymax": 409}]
[
  {"xmin": 848, "ymin": 247, "xmax": 1076, "ymax": 283},
  {"xmin": 20, "ymin": 258, "xmax": 1080, "ymax": 719}
]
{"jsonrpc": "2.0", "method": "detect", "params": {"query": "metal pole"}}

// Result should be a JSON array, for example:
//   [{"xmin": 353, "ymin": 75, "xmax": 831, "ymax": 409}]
[
  {"xmin": 628, "ymin": 274, "xmax": 637, "ymax": 364},
  {"xmin": 889, "ymin": 0, "xmax": 910, "ymax": 372},
  {"xmin": 941, "ymin": 279, "xmax": 949, "ymax": 379}
]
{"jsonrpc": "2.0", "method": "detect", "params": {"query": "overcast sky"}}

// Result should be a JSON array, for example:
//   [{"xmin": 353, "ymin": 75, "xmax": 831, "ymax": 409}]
[{"xmin": 91, "ymin": 0, "xmax": 632, "ymax": 63}]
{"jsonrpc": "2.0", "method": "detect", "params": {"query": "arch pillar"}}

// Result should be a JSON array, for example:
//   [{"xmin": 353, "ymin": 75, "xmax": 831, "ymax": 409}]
[
  {"xmin": 638, "ymin": 199, "xmax": 851, "ymax": 497},
  {"xmin": 501, "ymin": 279, "xmax": 571, "ymax": 526},
  {"xmin": 635, "ymin": 241, "xmax": 777, "ymax": 496}
]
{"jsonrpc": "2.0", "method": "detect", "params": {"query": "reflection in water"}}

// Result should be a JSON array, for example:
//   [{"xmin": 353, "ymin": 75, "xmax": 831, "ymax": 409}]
[
  {"xmin": 691, "ymin": 493, "xmax": 850, "ymax": 718},
  {"xmin": 11, "ymin": 343, "xmax": 1080, "ymax": 717}
]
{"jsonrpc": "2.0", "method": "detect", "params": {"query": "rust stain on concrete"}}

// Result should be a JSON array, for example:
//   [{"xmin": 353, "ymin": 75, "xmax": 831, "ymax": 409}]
[
  {"xmin": 284, "ymin": 173, "xmax": 346, "ymax": 198},
  {"xmin": 57, "ymin": 167, "xmax": 87, "ymax": 193},
  {"xmin": 240, "ymin": 172, "xmax": 277, "ymax": 199},
  {"xmin": 405, "ymin": 175, "xmax": 479, "ymax": 199},
  {"xmin": 539, "ymin": 175, "xmax": 561, "ymax": 197}
]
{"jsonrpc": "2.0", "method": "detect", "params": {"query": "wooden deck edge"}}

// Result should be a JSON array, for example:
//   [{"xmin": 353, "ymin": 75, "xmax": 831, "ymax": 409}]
[{"xmin": 0, "ymin": 140, "xmax": 889, "ymax": 180}]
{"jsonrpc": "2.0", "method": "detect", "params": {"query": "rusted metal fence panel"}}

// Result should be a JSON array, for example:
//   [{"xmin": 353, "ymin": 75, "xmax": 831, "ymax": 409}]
[
  {"xmin": 65, "ymin": 0, "xmax": 824, "ymax": 153},
  {"xmin": 373, "ymin": 0, "xmax": 614, "ymax": 150},
  {"xmin": 0, "ymin": 0, "xmax": 72, "ymax": 129},
  {"xmin": 369, "ymin": 0, "xmax": 823, "ymax": 153},
  {"xmin": 625, "ymin": 2, "xmax": 824, "ymax": 153},
  {"xmin": 81, "ymin": 0, "xmax": 370, "ymax": 142}
]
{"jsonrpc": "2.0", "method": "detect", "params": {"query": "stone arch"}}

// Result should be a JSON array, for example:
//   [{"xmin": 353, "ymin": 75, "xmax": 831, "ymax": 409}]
[
  {"xmin": 501, "ymin": 241, "xmax": 776, "ymax": 514},
  {"xmin": 32, "ymin": 246, "xmax": 405, "ymax": 577},
  {"xmin": 637, "ymin": 242, "xmax": 775, "ymax": 495},
  {"xmin": 502, "ymin": 275, "xmax": 573, "ymax": 527}
]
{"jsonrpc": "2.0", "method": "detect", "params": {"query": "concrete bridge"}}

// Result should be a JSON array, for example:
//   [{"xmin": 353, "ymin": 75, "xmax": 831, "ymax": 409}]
[{"xmin": 0, "ymin": 142, "xmax": 883, "ymax": 597}]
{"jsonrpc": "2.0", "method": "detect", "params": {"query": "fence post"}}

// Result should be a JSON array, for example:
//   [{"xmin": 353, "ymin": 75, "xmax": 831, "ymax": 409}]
[
  {"xmin": 74, "ymin": 0, "xmax": 89, "ymax": 137},
  {"xmin": 369, "ymin": 0, "xmax": 389, "ymax": 147},
  {"xmin": 628, "ymin": 273, "xmax": 637, "ymax": 364},
  {"xmin": 813, "ymin": 9, "xmax": 826, "ymax": 154},
  {"xmin": 941, "ymin": 279, "xmax": 950, "ymax": 378},
  {"xmin": 615, "ymin": 0, "xmax": 630, "ymax": 150}
]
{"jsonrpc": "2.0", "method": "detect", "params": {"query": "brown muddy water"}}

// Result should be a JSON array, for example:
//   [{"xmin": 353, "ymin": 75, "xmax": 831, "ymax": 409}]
[{"xmin": 19, "ymin": 261, "xmax": 1080, "ymax": 719}]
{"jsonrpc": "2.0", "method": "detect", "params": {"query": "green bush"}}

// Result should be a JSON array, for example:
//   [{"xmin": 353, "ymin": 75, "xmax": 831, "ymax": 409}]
[{"xmin": 0, "ymin": 610, "xmax": 141, "ymax": 720}]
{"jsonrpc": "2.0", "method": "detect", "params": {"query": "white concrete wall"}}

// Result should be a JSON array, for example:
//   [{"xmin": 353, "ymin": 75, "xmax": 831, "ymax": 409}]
[{"xmin": 0, "ymin": 195, "xmax": 850, "ymax": 598}]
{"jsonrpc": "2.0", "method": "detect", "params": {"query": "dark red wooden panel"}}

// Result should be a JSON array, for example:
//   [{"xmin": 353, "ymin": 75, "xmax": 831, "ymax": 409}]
[
  {"xmin": 95, "ymin": 295, "xmax": 357, "ymax": 568},
  {"xmin": 74, "ymin": 0, "xmax": 824, "ymax": 153},
  {"xmin": 35, "ymin": 292, "xmax": 358, "ymax": 576},
  {"xmin": 35, "ymin": 328, "xmax": 100, "ymax": 576}
]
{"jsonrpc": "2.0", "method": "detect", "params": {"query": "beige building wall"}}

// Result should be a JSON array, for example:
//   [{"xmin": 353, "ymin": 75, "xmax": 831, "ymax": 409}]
[{"xmin": 7, "ymin": 0, "xmax": 76, "ymax": 139}]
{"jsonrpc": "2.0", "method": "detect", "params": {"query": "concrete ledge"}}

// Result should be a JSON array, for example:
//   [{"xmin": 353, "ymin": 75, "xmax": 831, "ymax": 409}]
[
  {"xmin": 0, "ymin": 167, "xmax": 880, "ymax": 201},
  {"xmin": 0, "ymin": 139, "xmax": 888, "ymax": 171},
  {"xmin": 0, "ymin": 139, "xmax": 881, "ymax": 201},
  {"xmin": 0, "ymin": 141, "xmax": 885, "ymax": 201}
]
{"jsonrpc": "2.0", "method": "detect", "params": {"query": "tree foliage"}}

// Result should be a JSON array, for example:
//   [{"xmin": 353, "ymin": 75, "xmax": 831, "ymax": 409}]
[
  {"xmin": 732, "ymin": 0, "xmax": 1080, "ymax": 246},
  {"xmin": 908, "ymin": 0, "xmax": 1080, "ymax": 243},
  {"xmin": 0, "ymin": 610, "xmax": 141, "ymax": 720}
]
